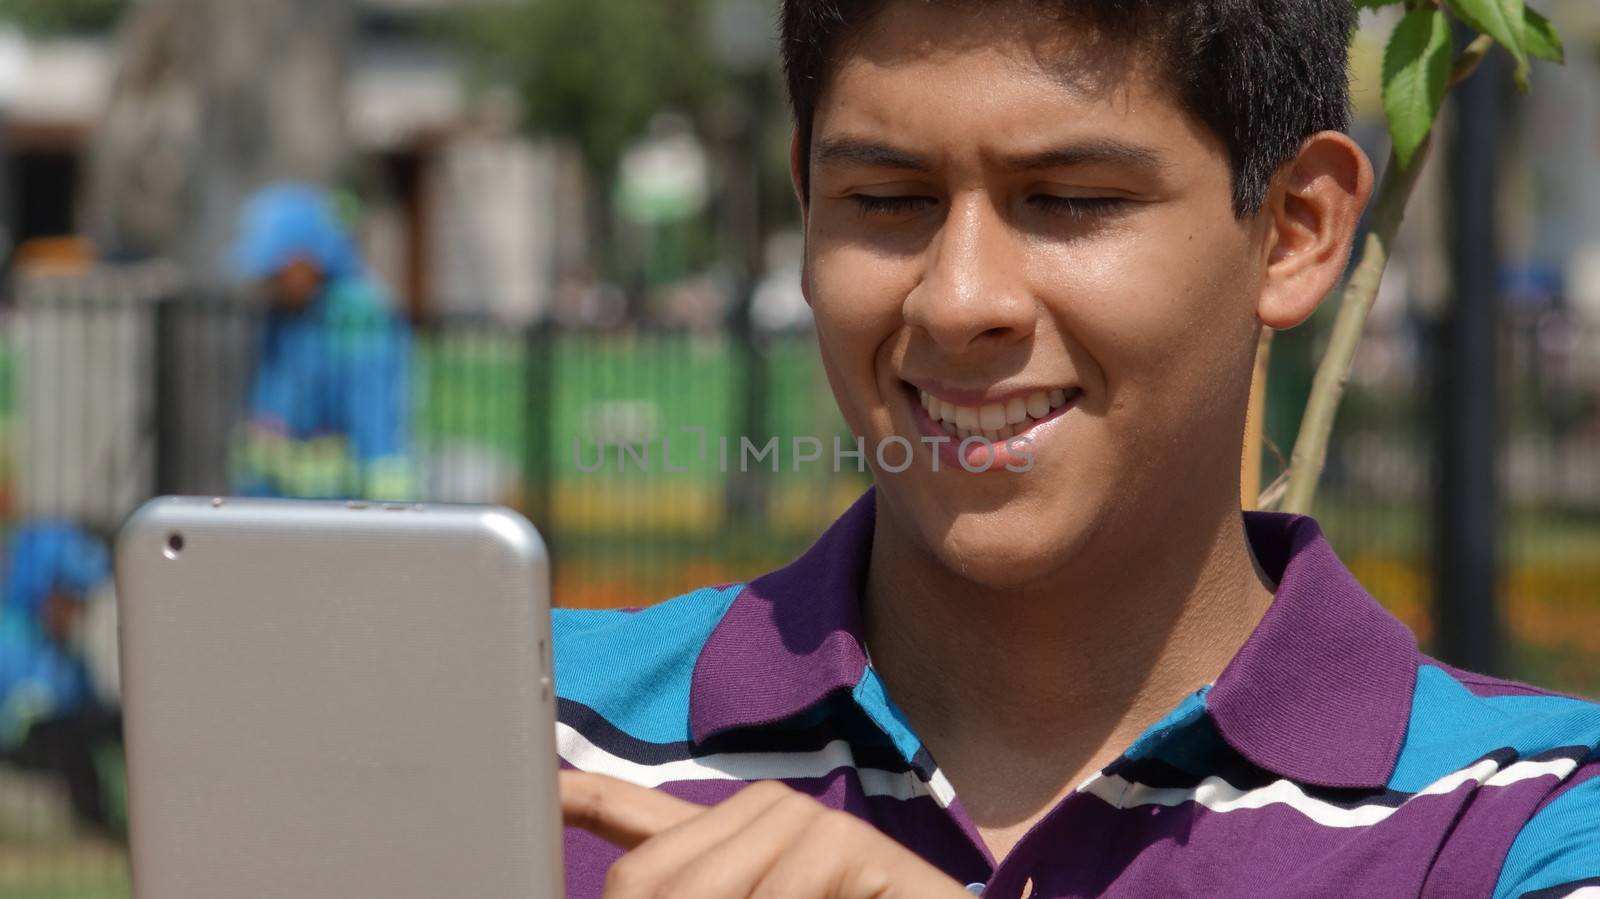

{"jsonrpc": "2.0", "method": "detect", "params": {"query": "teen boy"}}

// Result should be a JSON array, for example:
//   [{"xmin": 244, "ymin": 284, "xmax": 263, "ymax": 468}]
[{"xmin": 555, "ymin": 2, "xmax": 1600, "ymax": 896}]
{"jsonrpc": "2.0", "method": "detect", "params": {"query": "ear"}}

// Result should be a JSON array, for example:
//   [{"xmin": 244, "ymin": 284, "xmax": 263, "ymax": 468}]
[
  {"xmin": 1257, "ymin": 131, "xmax": 1374, "ymax": 330},
  {"xmin": 789, "ymin": 129, "xmax": 814, "ymax": 305}
]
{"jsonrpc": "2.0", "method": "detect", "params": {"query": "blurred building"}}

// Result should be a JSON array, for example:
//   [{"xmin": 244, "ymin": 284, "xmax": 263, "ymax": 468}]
[{"xmin": 0, "ymin": 0, "xmax": 587, "ymax": 324}]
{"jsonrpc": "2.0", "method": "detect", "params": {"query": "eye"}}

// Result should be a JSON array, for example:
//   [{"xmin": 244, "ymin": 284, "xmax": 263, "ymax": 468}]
[
  {"xmin": 849, "ymin": 194, "xmax": 937, "ymax": 217},
  {"xmin": 1028, "ymin": 196, "xmax": 1126, "ymax": 221}
]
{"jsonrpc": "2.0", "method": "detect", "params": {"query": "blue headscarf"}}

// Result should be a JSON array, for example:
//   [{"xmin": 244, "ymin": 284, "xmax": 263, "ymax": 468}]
[
  {"xmin": 230, "ymin": 182, "xmax": 362, "ymax": 281},
  {"xmin": 0, "ymin": 522, "xmax": 109, "ymax": 746},
  {"xmin": 2, "ymin": 521, "xmax": 110, "ymax": 621}
]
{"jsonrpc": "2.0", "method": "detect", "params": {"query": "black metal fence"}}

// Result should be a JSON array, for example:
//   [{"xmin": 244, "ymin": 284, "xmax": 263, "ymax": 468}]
[{"xmin": 3, "ymin": 287, "xmax": 868, "ymax": 602}]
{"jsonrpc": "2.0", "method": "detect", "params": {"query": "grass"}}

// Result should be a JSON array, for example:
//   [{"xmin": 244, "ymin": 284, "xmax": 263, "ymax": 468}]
[{"xmin": 0, "ymin": 844, "xmax": 128, "ymax": 899}]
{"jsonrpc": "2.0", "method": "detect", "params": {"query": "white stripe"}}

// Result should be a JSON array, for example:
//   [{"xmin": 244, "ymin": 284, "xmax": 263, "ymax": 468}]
[
  {"xmin": 557, "ymin": 722, "xmax": 953, "ymax": 806},
  {"xmin": 926, "ymin": 769, "xmax": 958, "ymax": 808},
  {"xmin": 1483, "ymin": 757, "xmax": 1578, "ymax": 787},
  {"xmin": 1556, "ymin": 888, "xmax": 1600, "ymax": 898},
  {"xmin": 1079, "ymin": 756, "xmax": 1580, "ymax": 829}
]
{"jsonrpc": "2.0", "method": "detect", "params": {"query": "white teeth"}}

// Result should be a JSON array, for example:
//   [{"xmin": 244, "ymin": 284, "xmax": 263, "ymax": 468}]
[
  {"xmin": 941, "ymin": 420, "xmax": 957, "ymax": 436},
  {"xmin": 979, "ymin": 403, "xmax": 1006, "ymax": 430},
  {"xmin": 995, "ymin": 425, "xmax": 1013, "ymax": 440},
  {"xmin": 919, "ymin": 387, "xmax": 1075, "ymax": 430}
]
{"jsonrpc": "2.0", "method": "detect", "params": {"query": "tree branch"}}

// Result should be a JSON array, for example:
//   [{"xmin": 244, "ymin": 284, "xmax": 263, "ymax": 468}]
[{"xmin": 1276, "ymin": 29, "xmax": 1499, "ymax": 516}]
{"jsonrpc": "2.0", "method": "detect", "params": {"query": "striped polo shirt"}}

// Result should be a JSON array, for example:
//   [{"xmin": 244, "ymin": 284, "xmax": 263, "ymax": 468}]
[{"xmin": 554, "ymin": 489, "xmax": 1600, "ymax": 898}]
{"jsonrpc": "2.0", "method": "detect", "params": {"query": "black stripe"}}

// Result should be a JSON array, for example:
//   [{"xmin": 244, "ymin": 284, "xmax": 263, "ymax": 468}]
[
  {"xmin": 1102, "ymin": 745, "xmax": 1593, "ymax": 812},
  {"xmin": 557, "ymin": 696, "xmax": 918, "ymax": 774},
  {"xmin": 1520, "ymin": 876, "xmax": 1600, "ymax": 899}
]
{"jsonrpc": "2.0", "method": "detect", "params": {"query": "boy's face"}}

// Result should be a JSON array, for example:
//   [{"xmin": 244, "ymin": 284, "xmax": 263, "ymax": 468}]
[
  {"xmin": 267, "ymin": 258, "xmax": 325, "ymax": 312},
  {"xmin": 41, "ymin": 591, "xmax": 83, "ymax": 645},
  {"xmin": 798, "ymin": 1, "xmax": 1276, "ymax": 587}
]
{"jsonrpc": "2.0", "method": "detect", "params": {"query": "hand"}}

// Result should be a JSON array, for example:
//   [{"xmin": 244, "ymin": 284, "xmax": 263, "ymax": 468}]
[{"xmin": 561, "ymin": 770, "xmax": 978, "ymax": 898}]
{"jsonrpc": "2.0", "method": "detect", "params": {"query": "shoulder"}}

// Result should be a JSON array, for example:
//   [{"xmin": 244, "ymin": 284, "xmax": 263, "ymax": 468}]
[
  {"xmin": 319, "ymin": 275, "xmax": 401, "ymax": 329},
  {"xmin": 1391, "ymin": 660, "xmax": 1600, "ymax": 792},
  {"xmin": 551, "ymin": 584, "xmax": 744, "ymax": 746},
  {"xmin": 1397, "ymin": 661, "xmax": 1600, "ymax": 899},
  {"xmin": 1491, "ymin": 759, "xmax": 1600, "ymax": 899}
]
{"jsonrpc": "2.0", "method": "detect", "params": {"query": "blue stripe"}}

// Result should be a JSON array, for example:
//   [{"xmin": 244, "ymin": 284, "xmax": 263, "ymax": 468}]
[
  {"xmin": 551, "ymin": 585, "xmax": 742, "ymax": 745},
  {"xmin": 1493, "ymin": 770, "xmax": 1600, "ymax": 899},
  {"xmin": 1389, "ymin": 665, "xmax": 1600, "ymax": 793},
  {"xmin": 852, "ymin": 666, "xmax": 925, "ymax": 767},
  {"xmin": 1126, "ymin": 686, "xmax": 1211, "ymax": 767}
]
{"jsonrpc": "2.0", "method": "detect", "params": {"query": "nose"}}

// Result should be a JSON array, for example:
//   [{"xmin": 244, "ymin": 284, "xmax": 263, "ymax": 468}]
[{"xmin": 902, "ymin": 190, "xmax": 1035, "ymax": 356}]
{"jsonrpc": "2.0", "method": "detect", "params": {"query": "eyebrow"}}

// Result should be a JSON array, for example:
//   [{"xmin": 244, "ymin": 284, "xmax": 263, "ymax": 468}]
[
  {"xmin": 998, "ymin": 139, "xmax": 1170, "ymax": 174},
  {"xmin": 813, "ymin": 137, "xmax": 934, "ymax": 172},
  {"xmin": 811, "ymin": 136, "xmax": 1169, "ymax": 174}
]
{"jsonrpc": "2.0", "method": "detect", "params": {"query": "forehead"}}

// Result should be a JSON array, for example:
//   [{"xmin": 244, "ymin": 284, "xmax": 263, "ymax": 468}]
[{"xmin": 812, "ymin": 0, "xmax": 1212, "ymax": 163}]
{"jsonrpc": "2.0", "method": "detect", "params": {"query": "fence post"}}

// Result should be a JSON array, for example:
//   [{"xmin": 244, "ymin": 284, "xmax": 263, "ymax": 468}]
[
  {"xmin": 726, "ymin": 329, "xmax": 769, "ymax": 530},
  {"xmin": 1431, "ymin": 37, "xmax": 1503, "ymax": 675},
  {"xmin": 152, "ymin": 295, "xmax": 182, "ymax": 497},
  {"xmin": 524, "ymin": 318, "xmax": 555, "ymax": 564}
]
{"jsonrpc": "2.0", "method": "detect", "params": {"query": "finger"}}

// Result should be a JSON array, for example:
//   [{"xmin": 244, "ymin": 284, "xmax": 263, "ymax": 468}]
[
  {"xmin": 561, "ymin": 770, "xmax": 704, "ymax": 849},
  {"xmin": 615, "ymin": 786, "xmax": 827, "ymax": 899},
  {"xmin": 604, "ymin": 780, "xmax": 802, "ymax": 887},
  {"xmin": 751, "ymin": 810, "xmax": 973, "ymax": 899}
]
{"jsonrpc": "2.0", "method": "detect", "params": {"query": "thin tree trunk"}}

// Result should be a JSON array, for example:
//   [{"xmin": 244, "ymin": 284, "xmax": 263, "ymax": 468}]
[{"xmin": 86, "ymin": 0, "xmax": 353, "ymax": 284}]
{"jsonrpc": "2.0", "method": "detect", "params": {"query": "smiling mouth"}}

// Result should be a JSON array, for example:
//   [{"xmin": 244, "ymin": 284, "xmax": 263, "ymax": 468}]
[{"xmin": 911, "ymin": 384, "xmax": 1082, "ymax": 443}]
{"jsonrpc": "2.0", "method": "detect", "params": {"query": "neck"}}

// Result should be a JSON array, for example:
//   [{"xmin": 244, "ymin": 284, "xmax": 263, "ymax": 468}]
[{"xmin": 861, "ymin": 493, "xmax": 1277, "ymax": 839}]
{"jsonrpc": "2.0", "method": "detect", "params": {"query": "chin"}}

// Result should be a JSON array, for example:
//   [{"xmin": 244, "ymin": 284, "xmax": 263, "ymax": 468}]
[{"xmin": 927, "ymin": 508, "xmax": 1089, "ymax": 590}]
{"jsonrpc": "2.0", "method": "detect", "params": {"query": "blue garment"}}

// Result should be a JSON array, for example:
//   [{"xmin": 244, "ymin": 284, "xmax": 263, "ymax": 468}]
[
  {"xmin": 228, "ymin": 183, "xmax": 416, "ymax": 500},
  {"xmin": 234, "ymin": 276, "xmax": 416, "ymax": 500},
  {"xmin": 0, "ymin": 522, "xmax": 109, "ymax": 750}
]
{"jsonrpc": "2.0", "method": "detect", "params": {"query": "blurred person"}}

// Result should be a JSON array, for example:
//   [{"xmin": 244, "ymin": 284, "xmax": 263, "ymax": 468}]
[
  {"xmin": 229, "ymin": 183, "xmax": 416, "ymax": 501},
  {"xmin": 0, "ymin": 521, "xmax": 122, "ymax": 835}
]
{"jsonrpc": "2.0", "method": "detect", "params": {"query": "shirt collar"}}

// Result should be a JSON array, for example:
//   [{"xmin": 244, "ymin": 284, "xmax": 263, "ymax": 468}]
[
  {"xmin": 690, "ymin": 488, "xmax": 876, "ymax": 744},
  {"xmin": 1207, "ymin": 511, "xmax": 1418, "ymax": 789},
  {"xmin": 690, "ymin": 491, "xmax": 1419, "ymax": 790}
]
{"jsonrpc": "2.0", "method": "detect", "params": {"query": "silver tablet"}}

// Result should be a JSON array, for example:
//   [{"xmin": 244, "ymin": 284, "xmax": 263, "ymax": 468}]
[{"xmin": 115, "ymin": 497, "xmax": 562, "ymax": 899}]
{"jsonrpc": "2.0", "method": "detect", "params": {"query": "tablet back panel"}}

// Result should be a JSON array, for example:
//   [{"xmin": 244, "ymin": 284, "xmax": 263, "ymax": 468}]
[{"xmin": 116, "ymin": 497, "xmax": 562, "ymax": 899}]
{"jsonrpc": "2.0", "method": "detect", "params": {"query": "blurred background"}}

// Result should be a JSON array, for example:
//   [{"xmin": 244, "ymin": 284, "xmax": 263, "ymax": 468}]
[{"xmin": 0, "ymin": 0, "xmax": 1593, "ymax": 893}]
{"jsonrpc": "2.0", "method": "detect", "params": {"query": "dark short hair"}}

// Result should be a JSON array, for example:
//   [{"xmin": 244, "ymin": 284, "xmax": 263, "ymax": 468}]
[{"xmin": 780, "ymin": 0, "xmax": 1357, "ymax": 217}]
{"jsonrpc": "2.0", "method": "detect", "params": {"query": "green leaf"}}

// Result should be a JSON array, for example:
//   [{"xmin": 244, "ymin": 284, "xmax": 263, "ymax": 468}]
[
  {"xmin": 1383, "ymin": 7, "xmax": 1454, "ymax": 170},
  {"xmin": 1355, "ymin": 0, "xmax": 1404, "ymax": 8},
  {"xmin": 1449, "ymin": 0, "xmax": 1529, "ymax": 79},
  {"xmin": 1524, "ymin": 6, "xmax": 1564, "ymax": 63}
]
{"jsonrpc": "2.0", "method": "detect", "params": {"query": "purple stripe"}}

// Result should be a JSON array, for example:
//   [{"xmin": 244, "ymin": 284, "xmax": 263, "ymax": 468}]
[
  {"xmin": 1428, "ymin": 658, "xmax": 1596, "ymax": 701},
  {"xmin": 984, "ymin": 773, "xmax": 1527, "ymax": 899},
  {"xmin": 1419, "ymin": 764, "xmax": 1595, "ymax": 898}
]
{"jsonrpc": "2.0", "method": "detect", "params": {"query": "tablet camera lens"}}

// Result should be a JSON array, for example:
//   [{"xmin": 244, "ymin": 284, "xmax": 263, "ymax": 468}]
[{"xmin": 164, "ymin": 532, "xmax": 184, "ymax": 560}]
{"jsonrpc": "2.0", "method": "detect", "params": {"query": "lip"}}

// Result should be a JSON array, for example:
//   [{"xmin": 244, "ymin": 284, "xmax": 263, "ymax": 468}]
[{"xmin": 900, "ymin": 380, "xmax": 1081, "ymax": 473}]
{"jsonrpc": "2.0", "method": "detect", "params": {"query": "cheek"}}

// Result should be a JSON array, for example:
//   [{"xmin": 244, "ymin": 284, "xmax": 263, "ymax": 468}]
[
  {"xmin": 1036, "ymin": 223, "xmax": 1256, "ymax": 403},
  {"xmin": 807, "ymin": 244, "xmax": 914, "ymax": 419}
]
